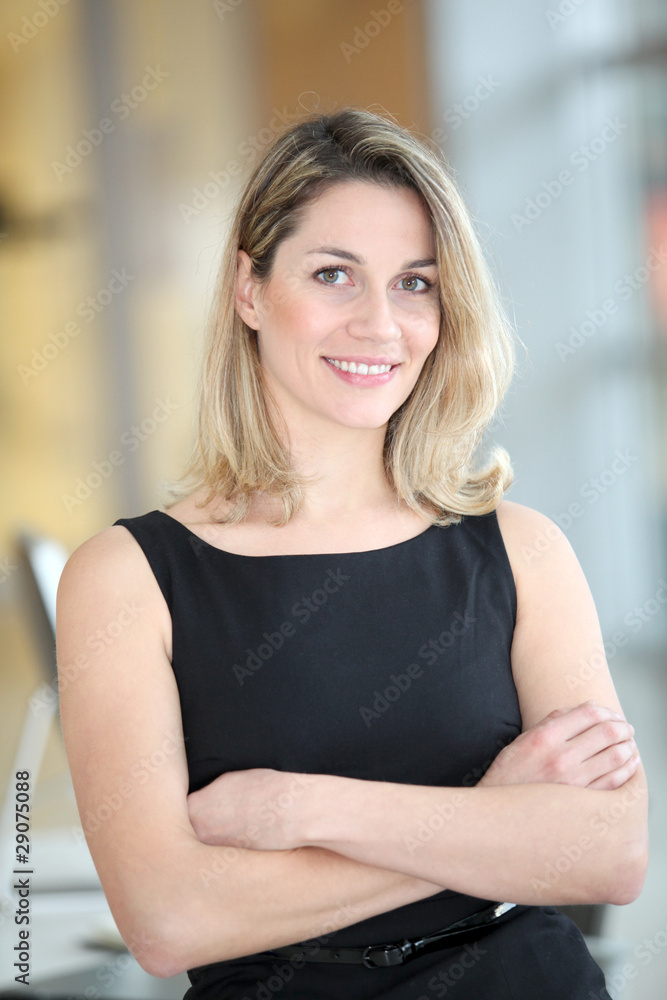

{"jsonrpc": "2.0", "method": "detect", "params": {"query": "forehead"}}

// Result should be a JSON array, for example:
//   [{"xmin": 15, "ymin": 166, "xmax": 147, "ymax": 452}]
[{"xmin": 281, "ymin": 180, "xmax": 435, "ymax": 256}]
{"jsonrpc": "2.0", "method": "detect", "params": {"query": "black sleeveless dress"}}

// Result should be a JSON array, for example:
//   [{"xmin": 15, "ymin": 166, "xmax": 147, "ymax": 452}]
[{"xmin": 113, "ymin": 508, "xmax": 611, "ymax": 1000}]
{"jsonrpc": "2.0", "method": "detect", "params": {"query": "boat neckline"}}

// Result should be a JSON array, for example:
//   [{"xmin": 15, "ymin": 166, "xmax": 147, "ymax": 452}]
[{"xmin": 151, "ymin": 509, "xmax": 441, "ymax": 560}]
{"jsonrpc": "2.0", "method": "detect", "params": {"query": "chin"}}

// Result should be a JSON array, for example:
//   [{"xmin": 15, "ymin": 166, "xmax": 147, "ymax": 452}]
[{"xmin": 326, "ymin": 409, "xmax": 396, "ymax": 430}]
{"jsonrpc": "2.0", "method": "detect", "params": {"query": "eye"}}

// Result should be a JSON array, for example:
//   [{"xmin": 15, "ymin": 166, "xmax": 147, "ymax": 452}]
[
  {"xmin": 314, "ymin": 266, "xmax": 349, "ymax": 285},
  {"xmin": 398, "ymin": 274, "xmax": 433, "ymax": 293},
  {"xmin": 313, "ymin": 265, "xmax": 434, "ymax": 292}
]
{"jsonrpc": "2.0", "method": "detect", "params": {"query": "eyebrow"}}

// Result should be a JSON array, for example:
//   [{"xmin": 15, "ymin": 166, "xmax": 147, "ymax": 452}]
[{"xmin": 304, "ymin": 246, "xmax": 437, "ymax": 270}]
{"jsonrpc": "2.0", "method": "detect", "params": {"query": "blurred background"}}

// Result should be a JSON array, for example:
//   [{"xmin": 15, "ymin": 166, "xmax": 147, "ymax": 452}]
[{"xmin": 0, "ymin": 0, "xmax": 665, "ymax": 996}]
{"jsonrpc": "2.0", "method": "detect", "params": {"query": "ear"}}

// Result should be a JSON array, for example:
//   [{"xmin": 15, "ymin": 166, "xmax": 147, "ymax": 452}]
[{"xmin": 235, "ymin": 249, "xmax": 261, "ymax": 330}]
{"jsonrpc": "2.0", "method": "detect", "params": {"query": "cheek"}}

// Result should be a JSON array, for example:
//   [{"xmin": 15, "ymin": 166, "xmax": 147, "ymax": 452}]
[
  {"xmin": 289, "ymin": 302, "xmax": 322, "ymax": 344},
  {"xmin": 263, "ymin": 292, "xmax": 319, "ymax": 344},
  {"xmin": 408, "ymin": 307, "xmax": 442, "ymax": 352},
  {"xmin": 257, "ymin": 301, "xmax": 324, "ymax": 385}
]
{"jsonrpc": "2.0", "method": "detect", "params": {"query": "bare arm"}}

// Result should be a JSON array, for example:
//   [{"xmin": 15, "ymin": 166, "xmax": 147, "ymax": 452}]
[
  {"xmin": 187, "ymin": 699, "xmax": 646, "ymax": 906},
  {"xmin": 185, "ymin": 502, "xmax": 649, "ymax": 906},
  {"xmin": 304, "ymin": 503, "xmax": 649, "ymax": 902},
  {"xmin": 292, "ymin": 758, "xmax": 647, "ymax": 906},
  {"xmin": 56, "ymin": 527, "xmax": 446, "ymax": 979}
]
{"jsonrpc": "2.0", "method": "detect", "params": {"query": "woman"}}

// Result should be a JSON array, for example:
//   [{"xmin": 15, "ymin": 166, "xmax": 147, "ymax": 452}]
[{"xmin": 56, "ymin": 107, "xmax": 648, "ymax": 999}]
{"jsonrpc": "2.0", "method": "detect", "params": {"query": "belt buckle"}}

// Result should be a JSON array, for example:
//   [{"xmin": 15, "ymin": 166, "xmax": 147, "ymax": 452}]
[{"xmin": 362, "ymin": 939, "xmax": 413, "ymax": 968}]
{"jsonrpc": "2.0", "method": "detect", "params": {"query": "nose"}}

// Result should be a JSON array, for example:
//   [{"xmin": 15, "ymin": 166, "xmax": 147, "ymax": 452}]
[{"xmin": 346, "ymin": 282, "xmax": 402, "ymax": 343}]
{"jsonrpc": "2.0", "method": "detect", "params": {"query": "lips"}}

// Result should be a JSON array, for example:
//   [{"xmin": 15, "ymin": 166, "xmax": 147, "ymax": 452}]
[
  {"xmin": 322, "ymin": 356, "xmax": 402, "ymax": 367},
  {"xmin": 322, "ymin": 356, "xmax": 400, "ymax": 386}
]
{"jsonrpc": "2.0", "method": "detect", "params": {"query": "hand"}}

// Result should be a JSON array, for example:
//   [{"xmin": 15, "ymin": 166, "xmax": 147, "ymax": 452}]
[
  {"xmin": 478, "ymin": 701, "xmax": 640, "ymax": 791},
  {"xmin": 187, "ymin": 767, "xmax": 317, "ymax": 850}
]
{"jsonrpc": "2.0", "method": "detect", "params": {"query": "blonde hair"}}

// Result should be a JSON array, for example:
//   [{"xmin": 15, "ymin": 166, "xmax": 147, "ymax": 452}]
[{"xmin": 161, "ymin": 106, "xmax": 517, "ymax": 527}]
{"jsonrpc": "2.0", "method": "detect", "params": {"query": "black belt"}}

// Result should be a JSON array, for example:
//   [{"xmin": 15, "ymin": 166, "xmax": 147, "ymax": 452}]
[{"xmin": 268, "ymin": 900, "xmax": 529, "ymax": 968}]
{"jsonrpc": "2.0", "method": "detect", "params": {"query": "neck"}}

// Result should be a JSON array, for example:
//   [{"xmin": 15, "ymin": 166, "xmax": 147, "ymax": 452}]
[{"xmin": 268, "ymin": 409, "xmax": 400, "ymax": 526}]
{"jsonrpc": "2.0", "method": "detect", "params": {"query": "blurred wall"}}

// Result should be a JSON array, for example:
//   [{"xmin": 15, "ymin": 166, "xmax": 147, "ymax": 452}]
[
  {"xmin": 426, "ymin": 0, "xmax": 667, "ymax": 646},
  {"xmin": 0, "ymin": 0, "xmax": 430, "ymax": 819}
]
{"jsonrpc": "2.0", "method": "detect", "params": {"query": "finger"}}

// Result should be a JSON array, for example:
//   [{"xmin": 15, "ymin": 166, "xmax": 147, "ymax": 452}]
[
  {"xmin": 566, "ymin": 720, "xmax": 635, "ymax": 761},
  {"xmin": 532, "ymin": 706, "xmax": 569, "ymax": 732},
  {"xmin": 587, "ymin": 750, "xmax": 641, "ymax": 791},
  {"xmin": 543, "ymin": 702, "xmax": 627, "ymax": 742},
  {"xmin": 577, "ymin": 739, "xmax": 638, "ymax": 787}
]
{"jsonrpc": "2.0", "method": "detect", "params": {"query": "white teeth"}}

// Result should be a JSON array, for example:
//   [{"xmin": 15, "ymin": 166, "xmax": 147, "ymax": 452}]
[{"xmin": 325, "ymin": 358, "xmax": 393, "ymax": 375}]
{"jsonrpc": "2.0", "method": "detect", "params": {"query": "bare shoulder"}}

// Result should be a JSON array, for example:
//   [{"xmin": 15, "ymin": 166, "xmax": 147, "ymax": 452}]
[
  {"xmin": 494, "ymin": 498, "xmax": 580, "ymax": 585},
  {"xmin": 57, "ymin": 524, "xmax": 157, "ymax": 616},
  {"xmin": 495, "ymin": 497, "xmax": 569, "ymax": 544},
  {"xmin": 60, "ymin": 523, "xmax": 146, "ymax": 578},
  {"xmin": 57, "ymin": 523, "xmax": 171, "ymax": 658}
]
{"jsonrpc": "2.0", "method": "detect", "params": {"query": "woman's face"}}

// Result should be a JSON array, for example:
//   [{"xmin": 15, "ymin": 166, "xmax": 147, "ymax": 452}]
[{"xmin": 235, "ymin": 179, "xmax": 442, "ymax": 435}]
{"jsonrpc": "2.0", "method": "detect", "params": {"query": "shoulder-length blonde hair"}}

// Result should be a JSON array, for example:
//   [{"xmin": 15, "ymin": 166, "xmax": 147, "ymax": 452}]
[{"xmin": 161, "ymin": 106, "xmax": 517, "ymax": 527}]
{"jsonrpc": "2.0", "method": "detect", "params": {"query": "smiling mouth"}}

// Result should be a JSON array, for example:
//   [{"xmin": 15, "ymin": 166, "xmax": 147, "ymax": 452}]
[{"xmin": 323, "ymin": 357, "xmax": 399, "ymax": 375}]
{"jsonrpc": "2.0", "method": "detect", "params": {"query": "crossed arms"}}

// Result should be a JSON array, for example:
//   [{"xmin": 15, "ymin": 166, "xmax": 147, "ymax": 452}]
[{"xmin": 55, "ymin": 500, "xmax": 648, "ymax": 977}]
